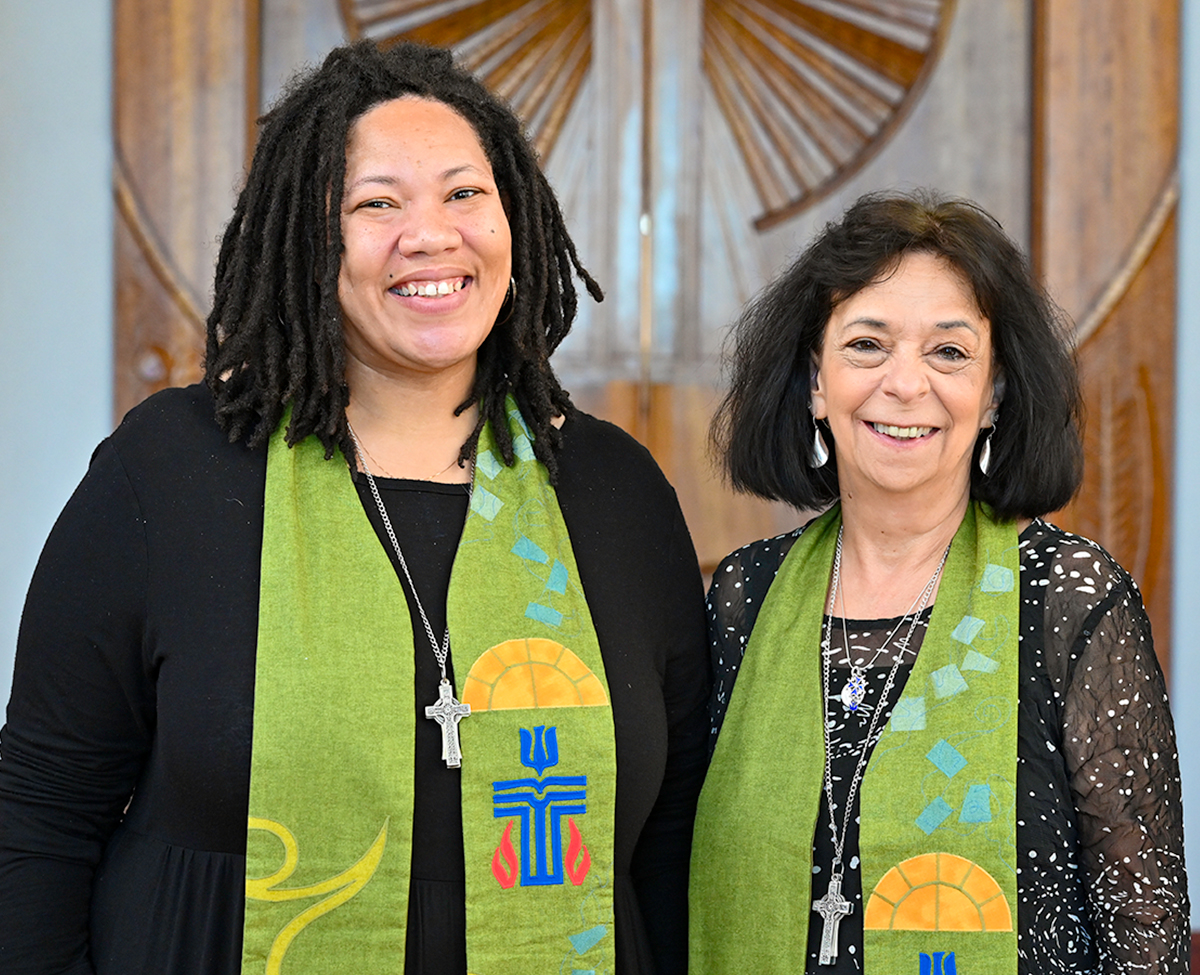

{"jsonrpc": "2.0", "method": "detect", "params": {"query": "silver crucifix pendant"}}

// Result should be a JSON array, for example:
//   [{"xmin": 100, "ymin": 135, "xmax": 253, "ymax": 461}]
[
  {"xmin": 813, "ymin": 872, "xmax": 852, "ymax": 965},
  {"xmin": 424, "ymin": 679, "xmax": 470, "ymax": 768}
]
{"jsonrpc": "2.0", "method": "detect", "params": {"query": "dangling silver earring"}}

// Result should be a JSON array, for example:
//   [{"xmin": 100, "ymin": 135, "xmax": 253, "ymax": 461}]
[
  {"xmin": 810, "ymin": 416, "xmax": 829, "ymax": 469},
  {"xmin": 978, "ymin": 416, "xmax": 996, "ymax": 476}
]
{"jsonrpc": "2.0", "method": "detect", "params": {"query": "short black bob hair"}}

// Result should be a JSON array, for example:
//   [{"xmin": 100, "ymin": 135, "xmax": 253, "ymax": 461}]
[
  {"xmin": 713, "ymin": 190, "xmax": 1082, "ymax": 520},
  {"xmin": 204, "ymin": 40, "xmax": 601, "ymax": 478}
]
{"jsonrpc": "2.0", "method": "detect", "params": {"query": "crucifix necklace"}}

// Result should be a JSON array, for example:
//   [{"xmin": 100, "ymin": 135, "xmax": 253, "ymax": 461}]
[
  {"xmin": 814, "ymin": 526, "xmax": 950, "ymax": 965},
  {"xmin": 350, "ymin": 424, "xmax": 472, "ymax": 769}
]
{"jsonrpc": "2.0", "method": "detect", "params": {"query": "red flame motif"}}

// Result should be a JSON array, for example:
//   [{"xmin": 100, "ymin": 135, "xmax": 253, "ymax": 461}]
[
  {"xmin": 565, "ymin": 817, "xmax": 591, "ymax": 885},
  {"xmin": 492, "ymin": 821, "xmax": 518, "ymax": 889}
]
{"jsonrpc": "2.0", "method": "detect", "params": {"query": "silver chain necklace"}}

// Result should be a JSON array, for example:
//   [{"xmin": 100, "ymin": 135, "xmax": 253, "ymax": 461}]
[
  {"xmin": 835, "ymin": 535, "xmax": 948, "ymax": 713},
  {"xmin": 812, "ymin": 526, "xmax": 950, "ymax": 966},
  {"xmin": 348, "ymin": 422, "xmax": 472, "ymax": 769}
]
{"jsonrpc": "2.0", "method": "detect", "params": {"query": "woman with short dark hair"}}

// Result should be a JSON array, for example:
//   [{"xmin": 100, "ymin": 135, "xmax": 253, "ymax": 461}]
[
  {"xmin": 0, "ymin": 40, "xmax": 708, "ymax": 975},
  {"xmin": 691, "ymin": 191, "xmax": 1187, "ymax": 973}
]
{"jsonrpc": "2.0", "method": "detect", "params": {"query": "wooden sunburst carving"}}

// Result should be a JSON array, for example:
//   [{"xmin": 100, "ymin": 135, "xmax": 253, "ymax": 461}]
[
  {"xmin": 705, "ymin": 0, "xmax": 956, "ymax": 228},
  {"xmin": 340, "ymin": 0, "xmax": 953, "ymax": 228},
  {"xmin": 340, "ymin": 0, "xmax": 592, "ymax": 162}
]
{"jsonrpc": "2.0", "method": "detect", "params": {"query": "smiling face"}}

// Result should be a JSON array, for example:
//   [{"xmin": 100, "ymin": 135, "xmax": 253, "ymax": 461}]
[
  {"xmin": 337, "ymin": 96, "xmax": 512, "ymax": 395},
  {"xmin": 811, "ymin": 250, "xmax": 998, "ymax": 507}
]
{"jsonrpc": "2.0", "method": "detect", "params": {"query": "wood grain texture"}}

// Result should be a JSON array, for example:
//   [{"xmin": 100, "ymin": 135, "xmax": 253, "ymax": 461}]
[
  {"xmin": 1034, "ymin": 0, "xmax": 1179, "ymax": 676},
  {"xmin": 113, "ymin": 0, "xmax": 256, "ymax": 418}
]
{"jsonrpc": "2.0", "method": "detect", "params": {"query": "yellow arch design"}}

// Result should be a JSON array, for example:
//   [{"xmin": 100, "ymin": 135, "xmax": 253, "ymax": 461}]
[
  {"xmin": 462, "ymin": 638, "xmax": 608, "ymax": 710},
  {"xmin": 246, "ymin": 817, "xmax": 389, "ymax": 974},
  {"xmin": 864, "ymin": 852, "xmax": 1012, "ymax": 932}
]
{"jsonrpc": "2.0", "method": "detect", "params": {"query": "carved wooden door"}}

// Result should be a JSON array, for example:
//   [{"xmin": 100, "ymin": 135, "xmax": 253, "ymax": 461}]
[{"xmin": 113, "ymin": 0, "xmax": 1178, "ymax": 669}]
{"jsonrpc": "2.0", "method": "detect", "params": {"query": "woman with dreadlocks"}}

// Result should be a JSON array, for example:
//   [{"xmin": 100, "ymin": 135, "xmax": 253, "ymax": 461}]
[{"xmin": 0, "ymin": 41, "xmax": 708, "ymax": 975}]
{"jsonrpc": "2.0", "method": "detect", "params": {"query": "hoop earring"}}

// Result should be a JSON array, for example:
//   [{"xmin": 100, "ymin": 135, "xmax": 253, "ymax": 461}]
[
  {"xmin": 978, "ymin": 417, "xmax": 996, "ymax": 476},
  {"xmin": 495, "ymin": 277, "xmax": 517, "ymax": 326},
  {"xmin": 809, "ymin": 416, "xmax": 829, "ymax": 469}
]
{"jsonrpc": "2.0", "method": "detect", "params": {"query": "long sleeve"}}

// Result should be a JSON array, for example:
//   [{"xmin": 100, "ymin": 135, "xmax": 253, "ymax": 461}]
[
  {"xmin": 1043, "ymin": 538, "xmax": 1189, "ymax": 973},
  {"xmin": 554, "ymin": 411, "xmax": 710, "ymax": 975},
  {"xmin": 627, "ymin": 503, "xmax": 710, "ymax": 975},
  {"xmin": 0, "ymin": 438, "xmax": 154, "ymax": 975}
]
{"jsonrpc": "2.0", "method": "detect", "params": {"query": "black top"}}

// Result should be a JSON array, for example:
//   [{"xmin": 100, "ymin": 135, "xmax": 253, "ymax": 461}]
[
  {"xmin": 0, "ymin": 384, "xmax": 710, "ymax": 975},
  {"xmin": 706, "ymin": 520, "xmax": 1188, "ymax": 974}
]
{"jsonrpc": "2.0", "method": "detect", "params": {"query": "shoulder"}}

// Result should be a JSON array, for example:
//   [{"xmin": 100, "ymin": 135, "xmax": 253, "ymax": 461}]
[
  {"xmin": 109, "ymin": 383, "xmax": 225, "ymax": 451},
  {"xmin": 1019, "ymin": 518, "xmax": 1141, "ymax": 604},
  {"xmin": 712, "ymin": 525, "xmax": 805, "ymax": 591},
  {"xmin": 102, "ymin": 383, "xmax": 265, "ymax": 496},
  {"xmin": 558, "ymin": 410, "xmax": 667, "ymax": 479},
  {"xmin": 555, "ymin": 410, "xmax": 678, "ymax": 515}
]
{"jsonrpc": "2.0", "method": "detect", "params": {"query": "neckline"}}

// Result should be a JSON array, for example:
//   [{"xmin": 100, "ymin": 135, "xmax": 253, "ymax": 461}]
[{"xmin": 823, "ymin": 605, "xmax": 934, "ymax": 629}]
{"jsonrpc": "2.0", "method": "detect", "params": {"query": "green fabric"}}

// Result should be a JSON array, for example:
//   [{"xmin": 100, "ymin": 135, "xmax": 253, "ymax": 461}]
[
  {"xmin": 691, "ymin": 502, "xmax": 1020, "ymax": 974},
  {"xmin": 243, "ymin": 401, "xmax": 616, "ymax": 975}
]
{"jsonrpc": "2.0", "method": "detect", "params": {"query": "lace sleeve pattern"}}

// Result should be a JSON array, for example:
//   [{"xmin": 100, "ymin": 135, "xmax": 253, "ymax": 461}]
[{"xmin": 1026, "ymin": 523, "xmax": 1189, "ymax": 973}]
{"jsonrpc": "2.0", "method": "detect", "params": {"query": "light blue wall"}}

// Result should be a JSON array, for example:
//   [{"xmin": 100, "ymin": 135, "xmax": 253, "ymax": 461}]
[
  {"xmin": 1, "ymin": 0, "xmax": 1199, "ymax": 927},
  {"xmin": 0, "ymin": 0, "xmax": 113, "ymax": 695},
  {"xmin": 1175, "ymin": 0, "xmax": 1200, "ymax": 929}
]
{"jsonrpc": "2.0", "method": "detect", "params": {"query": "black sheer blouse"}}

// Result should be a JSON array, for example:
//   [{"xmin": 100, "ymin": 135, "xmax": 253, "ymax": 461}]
[{"xmin": 707, "ymin": 519, "xmax": 1188, "ymax": 974}]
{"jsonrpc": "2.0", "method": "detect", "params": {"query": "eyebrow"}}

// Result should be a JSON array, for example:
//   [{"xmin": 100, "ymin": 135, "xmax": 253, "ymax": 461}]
[
  {"xmin": 344, "ymin": 164, "xmax": 489, "ymax": 194},
  {"xmin": 843, "ymin": 317, "xmax": 979, "ymax": 335}
]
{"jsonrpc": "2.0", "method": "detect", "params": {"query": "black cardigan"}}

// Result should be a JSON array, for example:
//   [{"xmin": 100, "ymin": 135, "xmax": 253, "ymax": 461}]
[{"xmin": 0, "ymin": 384, "xmax": 710, "ymax": 975}]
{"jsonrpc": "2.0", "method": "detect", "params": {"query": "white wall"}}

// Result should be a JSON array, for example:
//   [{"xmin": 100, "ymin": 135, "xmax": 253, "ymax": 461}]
[
  {"xmin": 0, "ymin": 0, "xmax": 114, "ymax": 695},
  {"xmin": 1175, "ymin": 0, "xmax": 1200, "ymax": 930}
]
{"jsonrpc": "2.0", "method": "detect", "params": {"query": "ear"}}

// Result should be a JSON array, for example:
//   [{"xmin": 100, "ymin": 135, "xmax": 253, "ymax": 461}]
[
  {"xmin": 984, "ymin": 373, "xmax": 1006, "ymax": 429},
  {"xmin": 809, "ymin": 355, "xmax": 828, "ymax": 420}
]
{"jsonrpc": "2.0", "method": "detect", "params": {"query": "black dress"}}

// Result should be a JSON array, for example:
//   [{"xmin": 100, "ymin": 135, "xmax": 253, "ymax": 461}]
[
  {"xmin": 706, "ymin": 521, "xmax": 1188, "ymax": 974},
  {"xmin": 0, "ymin": 384, "xmax": 710, "ymax": 975}
]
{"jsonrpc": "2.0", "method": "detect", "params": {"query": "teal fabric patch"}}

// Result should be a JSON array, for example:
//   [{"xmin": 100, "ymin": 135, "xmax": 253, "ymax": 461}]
[
  {"xmin": 959, "ymin": 784, "xmax": 994, "ymax": 823},
  {"xmin": 475, "ymin": 449, "xmax": 502, "ymax": 480},
  {"xmin": 470, "ymin": 485, "xmax": 504, "ymax": 521},
  {"xmin": 915, "ymin": 798, "xmax": 954, "ymax": 835},
  {"xmin": 525, "ymin": 602, "xmax": 563, "ymax": 627},
  {"xmin": 511, "ymin": 535, "xmax": 549, "ymax": 564},
  {"xmin": 547, "ymin": 559, "xmax": 569, "ymax": 594},
  {"xmin": 891, "ymin": 696, "xmax": 926, "ymax": 731},
  {"xmin": 926, "ymin": 739, "xmax": 967, "ymax": 778},
  {"xmin": 569, "ymin": 925, "xmax": 607, "ymax": 954},
  {"xmin": 931, "ymin": 664, "xmax": 968, "ymax": 698},
  {"xmin": 513, "ymin": 433, "xmax": 535, "ymax": 461},
  {"xmin": 508, "ymin": 406, "xmax": 532, "ymax": 439},
  {"xmin": 980, "ymin": 563, "xmax": 1015, "ymax": 592},
  {"xmin": 951, "ymin": 615, "xmax": 986, "ymax": 644},
  {"xmin": 962, "ymin": 649, "xmax": 1000, "ymax": 673}
]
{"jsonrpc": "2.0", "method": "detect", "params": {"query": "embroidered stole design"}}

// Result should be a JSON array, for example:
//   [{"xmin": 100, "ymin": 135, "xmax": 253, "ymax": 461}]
[
  {"xmin": 243, "ymin": 403, "xmax": 617, "ymax": 975},
  {"xmin": 690, "ymin": 502, "xmax": 1019, "ymax": 974}
]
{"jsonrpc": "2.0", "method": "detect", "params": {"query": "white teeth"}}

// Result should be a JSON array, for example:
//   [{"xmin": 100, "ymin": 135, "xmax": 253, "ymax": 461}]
[
  {"xmin": 873, "ymin": 423, "xmax": 933, "ymax": 439},
  {"xmin": 396, "ymin": 278, "xmax": 464, "ymax": 297}
]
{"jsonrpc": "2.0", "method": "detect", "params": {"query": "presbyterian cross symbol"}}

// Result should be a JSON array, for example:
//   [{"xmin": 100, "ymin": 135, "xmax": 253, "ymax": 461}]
[
  {"xmin": 425, "ymin": 679, "xmax": 470, "ymax": 768},
  {"xmin": 492, "ymin": 726, "xmax": 589, "ymax": 886},
  {"xmin": 813, "ymin": 873, "xmax": 852, "ymax": 965}
]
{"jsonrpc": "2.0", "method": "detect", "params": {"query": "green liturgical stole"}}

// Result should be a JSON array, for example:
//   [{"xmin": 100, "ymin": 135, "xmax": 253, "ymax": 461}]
[
  {"xmin": 691, "ymin": 502, "xmax": 1020, "ymax": 974},
  {"xmin": 242, "ymin": 401, "xmax": 617, "ymax": 975}
]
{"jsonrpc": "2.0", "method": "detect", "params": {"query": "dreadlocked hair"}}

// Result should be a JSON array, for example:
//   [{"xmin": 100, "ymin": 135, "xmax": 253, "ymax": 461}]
[{"xmin": 204, "ymin": 40, "xmax": 602, "ymax": 481}]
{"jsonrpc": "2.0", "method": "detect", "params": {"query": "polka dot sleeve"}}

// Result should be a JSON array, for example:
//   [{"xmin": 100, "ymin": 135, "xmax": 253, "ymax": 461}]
[{"xmin": 1040, "ymin": 532, "xmax": 1189, "ymax": 972}]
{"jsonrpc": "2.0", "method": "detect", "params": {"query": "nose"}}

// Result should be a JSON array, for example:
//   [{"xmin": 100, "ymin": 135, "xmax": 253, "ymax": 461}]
[
  {"xmin": 397, "ymin": 200, "xmax": 461, "ymax": 256},
  {"xmin": 879, "ymin": 348, "xmax": 929, "ymax": 401}
]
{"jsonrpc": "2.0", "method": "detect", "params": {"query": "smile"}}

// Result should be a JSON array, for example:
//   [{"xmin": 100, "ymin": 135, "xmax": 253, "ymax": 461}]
[
  {"xmin": 392, "ymin": 277, "xmax": 466, "ymax": 297},
  {"xmin": 871, "ymin": 422, "xmax": 934, "ymax": 439}
]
